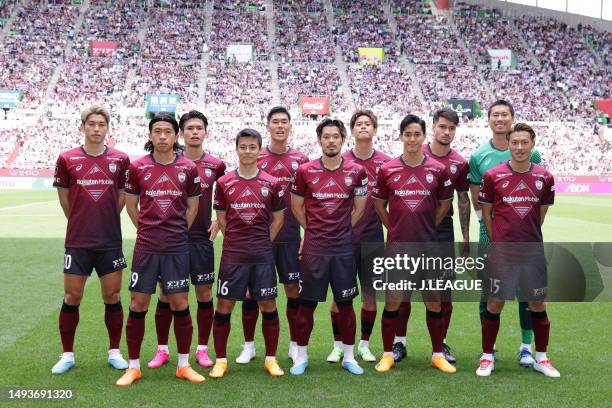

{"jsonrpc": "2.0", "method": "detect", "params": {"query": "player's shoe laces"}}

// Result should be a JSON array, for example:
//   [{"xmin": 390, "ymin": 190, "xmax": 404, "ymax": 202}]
[
  {"xmin": 176, "ymin": 365, "xmax": 206, "ymax": 383},
  {"xmin": 342, "ymin": 360, "xmax": 364, "ymax": 375},
  {"xmin": 209, "ymin": 361, "xmax": 228, "ymax": 378},
  {"xmin": 264, "ymin": 359, "xmax": 285, "ymax": 377},
  {"xmin": 392, "ymin": 342, "xmax": 406, "ymax": 362},
  {"xmin": 147, "ymin": 348, "xmax": 170, "ymax": 369},
  {"xmin": 115, "ymin": 368, "xmax": 142, "ymax": 386},
  {"xmin": 326, "ymin": 346, "xmax": 343, "ymax": 363},
  {"xmin": 476, "ymin": 357, "xmax": 494, "ymax": 377},
  {"xmin": 533, "ymin": 359, "xmax": 560, "ymax": 378},
  {"xmin": 51, "ymin": 355, "xmax": 75, "ymax": 374},
  {"xmin": 357, "ymin": 345, "xmax": 377, "ymax": 362},
  {"xmin": 289, "ymin": 361, "xmax": 308, "ymax": 376},
  {"xmin": 443, "ymin": 343, "xmax": 457, "ymax": 364},
  {"xmin": 108, "ymin": 355, "xmax": 129, "ymax": 370},
  {"xmin": 375, "ymin": 355, "xmax": 395, "ymax": 373},
  {"xmin": 431, "ymin": 355, "xmax": 457, "ymax": 373},
  {"xmin": 518, "ymin": 348, "xmax": 535, "ymax": 367},
  {"xmin": 235, "ymin": 345, "xmax": 256, "ymax": 364},
  {"xmin": 195, "ymin": 349, "xmax": 213, "ymax": 368}
]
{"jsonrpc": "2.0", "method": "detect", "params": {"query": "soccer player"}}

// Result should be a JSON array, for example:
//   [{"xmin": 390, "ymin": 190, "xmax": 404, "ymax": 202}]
[
  {"xmin": 209, "ymin": 129, "xmax": 286, "ymax": 379},
  {"xmin": 51, "ymin": 105, "xmax": 130, "ymax": 374},
  {"xmin": 235, "ymin": 107, "xmax": 308, "ymax": 365},
  {"xmin": 372, "ymin": 114, "xmax": 456, "ymax": 374},
  {"xmin": 290, "ymin": 118, "xmax": 368, "ymax": 376},
  {"xmin": 477, "ymin": 123, "xmax": 559, "ymax": 378},
  {"xmin": 469, "ymin": 100, "xmax": 542, "ymax": 367},
  {"xmin": 391, "ymin": 108, "xmax": 470, "ymax": 364},
  {"xmin": 148, "ymin": 111, "xmax": 226, "ymax": 369},
  {"xmin": 326, "ymin": 110, "xmax": 391, "ymax": 364},
  {"xmin": 116, "ymin": 113, "xmax": 204, "ymax": 386}
]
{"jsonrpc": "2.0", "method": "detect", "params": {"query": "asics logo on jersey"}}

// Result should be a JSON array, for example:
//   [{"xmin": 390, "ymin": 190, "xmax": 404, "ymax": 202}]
[
  {"xmin": 228, "ymin": 187, "xmax": 235, "ymax": 195},
  {"xmin": 502, "ymin": 181, "xmax": 510, "ymax": 188},
  {"xmin": 144, "ymin": 173, "xmax": 151, "ymax": 180},
  {"xmin": 76, "ymin": 164, "xmax": 83, "ymax": 171},
  {"xmin": 312, "ymin": 177, "xmax": 319, "ymax": 184},
  {"xmin": 393, "ymin": 175, "xmax": 401, "ymax": 182}
]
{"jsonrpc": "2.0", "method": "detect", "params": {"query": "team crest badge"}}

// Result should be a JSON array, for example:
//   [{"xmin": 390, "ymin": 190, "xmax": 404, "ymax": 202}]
[
  {"xmin": 450, "ymin": 164, "xmax": 457, "ymax": 174},
  {"xmin": 109, "ymin": 163, "xmax": 117, "ymax": 173},
  {"xmin": 535, "ymin": 180, "xmax": 543, "ymax": 190},
  {"xmin": 344, "ymin": 176, "xmax": 352, "ymax": 186},
  {"xmin": 178, "ymin": 172, "xmax": 186, "ymax": 183},
  {"xmin": 426, "ymin": 173, "xmax": 434, "ymax": 183},
  {"xmin": 261, "ymin": 187, "xmax": 269, "ymax": 197},
  {"xmin": 292, "ymin": 161, "xmax": 299, "ymax": 170},
  {"xmin": 205, "ymin": 168, "xmax": 212, "ymax": 178}
]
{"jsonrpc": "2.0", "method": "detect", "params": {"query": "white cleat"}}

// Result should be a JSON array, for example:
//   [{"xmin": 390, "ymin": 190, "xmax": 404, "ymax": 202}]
[
  {"xmin": 288, "ymin": 343, "xmax": 298, "ymax": 363},
  {"xmin": 533, "ymin": 359, "xmax": 560, "ymax": 378},
  {"xmin": 235, "ymin": 345, "xmax": 256, "ymax": 364},
  {"xmin": 476, "ymin": 357, "xmax": 495, "ymax": 377}
]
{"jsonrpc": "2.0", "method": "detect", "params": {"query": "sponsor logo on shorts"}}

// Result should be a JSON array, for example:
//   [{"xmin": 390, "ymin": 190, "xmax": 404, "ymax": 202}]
[
  {"xmin": 287, "ymin": 272, "xmax": 299, "ymax": 281},
  {"xmin": 112, "ymin": 257, "xmax": 127, "ymax": 269},
  {"xmin": 533, "ymin": 287, "xmax": 547, "ymax": 297},
  {"xmin": 196, "ymin": 272, "xmax": 214, "ymax": 283},
  {"xmin": 260, "ymin": 287, "xmax": 278, "ymax": 297},
  {"xmin": 166, "ymin": 279, "xmax": 190, "ymax": 291},
  {"xmin": 341, "ymin": 286, "xmax": 357, "ymax": 298}
]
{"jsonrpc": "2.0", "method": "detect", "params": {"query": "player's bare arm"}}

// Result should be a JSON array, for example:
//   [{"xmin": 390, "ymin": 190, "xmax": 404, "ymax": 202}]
[
  {"xmin": 269, "ymin": 209, "xmax": 285, "ymax": 241},
  {"xmin": 208, "ymin": 220, "xmax": 220, "ymax": 240},
  {"xmin": 458, "ymin": 191, "xmax": 470, "ymax": 240},
  {"xmin": 186, "ymin": 196, "xmax": 199, "ymax": 229},
  {"xmin": 373, "ymin": 198, "xmax": 389, "ymax": 228},
  {"xmin": 291, "ymin": 193, "xmax": 307, "ymax": 230},
  {"xmin": 118, "ymin": 189, "xmax": 126, "ymax": 212},
  {"xmin": 481, "ymin": 202, "xmax": 494, "ymax": 240},
  {"xmin": 435, "ymin": 199, "xmax": 452, "ymax": 226},
  {"xmin": 540, "ymin": 205, "xmax": 550, "ymax": 226},
  {"xmin": 216, "ymin": 210, "xmax": 227, "ymax": 235},
  {"xmin": 470, "ymin": 184, "xmax": 482, "ymax": 214},
  {"xmin": 125, "ymin": 194, "xmax": 139, "ymax": 228},
  {"xmin": 57, "ymin": 188, "xmax": 70, "ymax": 219},
  {"xmin": 350, "ymin": 195, "xmax": 366, "ymax": 227}
]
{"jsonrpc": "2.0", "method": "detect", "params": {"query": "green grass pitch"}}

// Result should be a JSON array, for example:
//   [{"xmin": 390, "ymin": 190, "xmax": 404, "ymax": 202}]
[{"xmin": 0, "ymin": 190, "xmax": 611, "ymax": 407}]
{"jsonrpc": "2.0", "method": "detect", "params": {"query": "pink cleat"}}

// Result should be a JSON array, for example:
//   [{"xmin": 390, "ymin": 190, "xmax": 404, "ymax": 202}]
[
  {"xmin": 147, "ymin": 349, "xmax": 170, "ymax": 369},
  {"xmin": 195, "ymin": 349, "xmax": 214, "ymax": 368}
]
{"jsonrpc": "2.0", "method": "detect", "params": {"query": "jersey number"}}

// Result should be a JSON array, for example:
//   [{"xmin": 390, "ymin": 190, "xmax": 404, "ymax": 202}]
[
  {"xmin": 489, "ymin": 278, "xmax": 500, "ymax": 295},
  {"xmin": 64, "ymin": 254, "xmax": 72, "ymax": 270},
  {"xmin": 218, "ymin": 281, "xmax": 229, "ymax": 296},
  {"xmin": 130, "ymin": 272, "xmax": 139, "ymax": 288}
]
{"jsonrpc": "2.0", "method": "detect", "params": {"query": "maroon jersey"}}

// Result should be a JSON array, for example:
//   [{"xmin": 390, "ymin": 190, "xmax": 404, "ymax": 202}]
[
  {"xmin": 188, "ymin": 152, "xmax": 226, "ymax": 243},
  {"xmin": 292, "ymin": 158, "xmax": 368, "ymax": 255},
  {"xmin": 423, "ymin": 143, "xmax": 469, "ymax": 219},
  {"xmin": 479, "ymin": 162, "xmax": 554, "ymax": 242},
  {"xmin": 53, "ymin": 146, "xmax": 129, "ymax": 250},
  {"xmin": 342, "ymin": 149, "xmax": 392, "ymax": 245},
  {"xmin": 125, "ymin": 154, "xmax": 201, "ymax": 254},
  {"xmin": 214, "ymin": 170, "xmax": 285, "ymax": 263},
  {"xmin": 257, "ymin": 146, "xmax": 309, "ymax": 243},
  {"xmin": 373, "ymin": 156, "xmax": 453, "ymax": 242}
]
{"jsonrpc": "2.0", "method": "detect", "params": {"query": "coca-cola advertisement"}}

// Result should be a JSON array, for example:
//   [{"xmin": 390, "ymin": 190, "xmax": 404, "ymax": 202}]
[{"xmin": 299, "ymin": 96, "xmax": 330, "ymax": 115}]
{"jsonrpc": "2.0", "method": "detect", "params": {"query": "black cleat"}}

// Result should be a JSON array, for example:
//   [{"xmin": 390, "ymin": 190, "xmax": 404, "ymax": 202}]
[
  {"xmin": 392, "ymin": 342, "xmax": 406, "ymax": 362},
  {"xmin": 443, "ymin": 343, "xmax": 457, "ymax": 364}
]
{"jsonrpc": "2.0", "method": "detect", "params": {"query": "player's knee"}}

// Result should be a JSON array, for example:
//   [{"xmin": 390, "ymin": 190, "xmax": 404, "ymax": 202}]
[
  {"xmin": 486, "ymin": 300, "xmax": 504, "ymax": 314},
  {"xmin": 385, "ymin": 301, "xmax": 400, "ymax": 312},
  {"xmin": 528, "ymin": 300, "xmax": 546, "ymax": 312},
  {"xmin": 258, "ymin": 300, "xmax": 276, "ymax": 313},
  {"xmin": 167, "ymin": 294, "xmax": 189, "ymax": 311},
  {"xmin": 102, "ymin": 288, "xmax": 120, "ymax": 304},
  {"xmin": 216, "ymin": 299, "xmax": 235, "ymax": 314},
  {"xmin": 284, "ymin": 283, "xmax": 300, "ymax": 298},
  {"xmin": 64, "ymin": 291, "xmax": 83, "ymax": 306},
  {"xmin": 424, "ymin": 301, "xmax": 441, "ymax": 313},
  {"xmin": 195, "ymin": 285, "xmax": 212, "ymax": 302},
  {"xmin": 362, "ymin": 301, "xmax": 376, "ymax": 311}
]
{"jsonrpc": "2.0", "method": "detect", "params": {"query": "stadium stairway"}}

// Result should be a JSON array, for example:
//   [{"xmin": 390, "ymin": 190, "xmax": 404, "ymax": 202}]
[
  {"xmin": 509, "ymin": 17, "xmax": 541, "ymax": 68},
  {"xmin": 264, "ymin": 0, "xmax": 282, "ymax": 105},
  {"xmin": 121, "ymin": 15, "xmax": 149, "ymax": 106},
  {"xmin": 0, "ymin": 1, "xmax": 19, "ymax": 45},
  {"xmin": 196, "ymin": 0, "xmax": 215, "ymax": 107}
]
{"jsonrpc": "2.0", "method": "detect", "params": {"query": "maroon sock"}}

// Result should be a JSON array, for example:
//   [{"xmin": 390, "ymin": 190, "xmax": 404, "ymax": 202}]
[
  {"xmin": 360, "ymin": 308, "xmax": 377, "ymax": 341},
  {"xmin": 426, "ymin": 309, "xmax": 445, "ymax": 353},
  {"xmin": 530, "ymin": 310, "xmax": 550, "ymax": 352},
  {"xmin": 440, "ymin": 301, "xmax": 453, "ymax": 339},
  {"xmin": 173, "ymin": 308, "xmax": 193, "ymax": 355},
  {"xmin": 396, "ymin": 301, "xmax": 411, "ymax": 337},
  {"xmin": 241, "ymin": 300, "xmax": 259, "ymax": 342},
  {"xmin": 213, "ymin": 312, "xmax": 231, "ymax": 359},
  {"xmin": 296, "ymin": 301, "xmax": 317, "ymax": 347},
  {"xmin": 262, "ymin": 310, "xmax": 280, "ymax": 357},
  {"xmin": 154, "ymin": 300, "xmax": 172, "ymax": 345},
  {"xmin": 59, "ymin": 302, "xmax": 79, "ymax": 353},
  {"xmin": 286, "ymin": 297, "xmax": 300, "ymax": 342},
  {"xmin": 197, "ymin": 301, "xmax": 214, "ymax": 346},
  {"xmin": 381, "ymin": 308, "xmax": 399, "ymax": 352},
  {"xmin": 336, "ymin": 302, "xmax": 356, "ymax": 346},
  {"xmin": 481, "ymin": 309, "xmax": 500, "ymax": 355},
  {"xmin": 331, "ymin": 311, "xmax": 341, "ymax": 341},
  {"xmin": 104, "ymin": 302, "xmax": 123, "ymax": 350},
  {"xmin": 126, "ymin": 309, "xmax": 147, "ymax": 360}
]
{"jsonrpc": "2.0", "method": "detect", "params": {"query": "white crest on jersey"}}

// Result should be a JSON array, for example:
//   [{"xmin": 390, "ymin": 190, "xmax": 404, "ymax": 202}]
[
  {"xmin": 426, "ymin": 173, "xmax": 434, "ymax": 184},
  {"xmin": 178, "ymin": 172, "xmax": 186, "ymax": 183},
  {"xmin": 292, "ymin": 161, "xmax": 299, "ymax": 170},
  {"xmin": 535, "ymin": 180, "xmax": 543, "ymax": 190},
  {"xmin": 344, "ymin": 176, "xmax": 352, "ymax": 186},
  {"xmin": 109, "ymin": 163, "xmax": 117, "ymax": 173},
  {"xmin": 450, "ymin": 164, "xmax": 457, "ymax": 174},
  {"xmin": 261, "ymin": 187, "xmax": 269, "ymax": 197}
]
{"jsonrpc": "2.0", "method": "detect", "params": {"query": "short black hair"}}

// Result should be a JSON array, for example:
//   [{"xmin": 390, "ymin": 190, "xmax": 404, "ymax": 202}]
[
  {"xmin": 487, "ymin": 99, "xmax": 515, "ymax": 118},
  {"xmin": 266, "ymin": 106, "xmax": 291, "ymax": 124},
  {"xmin": 235, "ymin": 128, "xmax": 262, "ymax": 148},
  {"xmin": 433, "ymin": 108, "xmax": 459, "ymax": 126},
  {"xmin": 149, "ymin": 112, "xmax": 179, "ymax": 134},
  {"xmin": 399, "ymin": 114, "xmax": 426, "ymax": 135},
  {"xmin": 179, "ymin": 110, "xmax": 208, "ymax": 131},
  {"xmin": 316, "ymin": 118, "xmax": 347, "ymax": 139}
]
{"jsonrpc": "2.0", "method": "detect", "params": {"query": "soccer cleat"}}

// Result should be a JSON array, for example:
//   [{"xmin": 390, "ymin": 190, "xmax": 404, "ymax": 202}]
[
  {"xmin": 392, "ymin": 342, "xmax": 407, "ymax": 362},
  {"xmin": 288, "ymin": 343, "xmax": 298, "ymax": 363},
  {"xmin": 533, "ymin": 359, "xmax": 560, "ymax": 378},
  {"xmin": 357, "ymin": 345, "xmax": 377, "ymax": 362},
  {"xmin": 518, "ymin": 348, "xmax": 535, "ymax": 367},
  {"xmin": 326, "ymin": 346, "xmax": 343, "ymax": 363},
  {"xmin": 264, "ymin": 359, "xmax": 285, "ymax": 377},
  {"xmin": 108, "ymin": 355, "xmax": 129, "ymax": 370},
  {"xmin": 147, "ymin": 349, "xmax": 170, "ymax": 369},
  {"xmin": 289, "ymin": 361, "xmax": 308, "ymax": 376},
  {"xmin": 342, "ymin": 360, "xmax": 364, "ymax": 375},
  {"xmin": 443, "ymin": 343, "xmax": 457, "ymax": 364},
  {"xmin": 115, "ymin": 368, "xmax": 142, "ymax": 386},
  {"xmin": 176, "ymin": 365, "xmax": 206, "ymax": 383},
  {"xmin": 476, "ymin": 357, "xmax": 495, "ymax": 377},
  {"xmin": 235, "ymin": 345, "xmax": 256, "ymax": 364},
  {"xmin": 195, "ymin": 349, "xmax": 214, "ymax": 368},
  {"xmin": 209, "ymin": 361, "xmax": 229, "ymax": 378},
  {"xmin": 375, "ymin": 355, "xmax": 395, "ymax": 373},
  {"xmin": 51, "ymin": 356, "xmax": 75, "ymax": 375},
  {"xmin": 431, "ymin": 355, "xmax": 457, "ymax": 373}
]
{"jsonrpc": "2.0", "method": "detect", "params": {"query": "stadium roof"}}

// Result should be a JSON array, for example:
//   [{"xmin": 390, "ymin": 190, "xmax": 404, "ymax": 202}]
[{"xmin": 497, "ymin": 0, "xmax": 611, "ymax": 21}]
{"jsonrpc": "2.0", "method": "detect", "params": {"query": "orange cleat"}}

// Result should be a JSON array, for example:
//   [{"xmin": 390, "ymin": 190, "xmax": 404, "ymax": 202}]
[
  {"xmin": 264, "ymin": 359, "xmax": 285, "ymax": 377},
  {"xmin": 115, "ymin": 368, "xmax": 142, "ymax": 387},
  {"xmin": 431, "ymin": 356, "xmax": 457, "ymax": 373},
  {"xmin": 176, "ymin": 365, "xmax": 206, "ymax": 383}
]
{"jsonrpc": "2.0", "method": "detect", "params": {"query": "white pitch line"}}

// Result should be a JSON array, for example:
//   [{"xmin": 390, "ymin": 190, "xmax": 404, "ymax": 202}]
[{"xmin": 0, "ymin": 200, "xmax": 58, "ymax": 211}]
